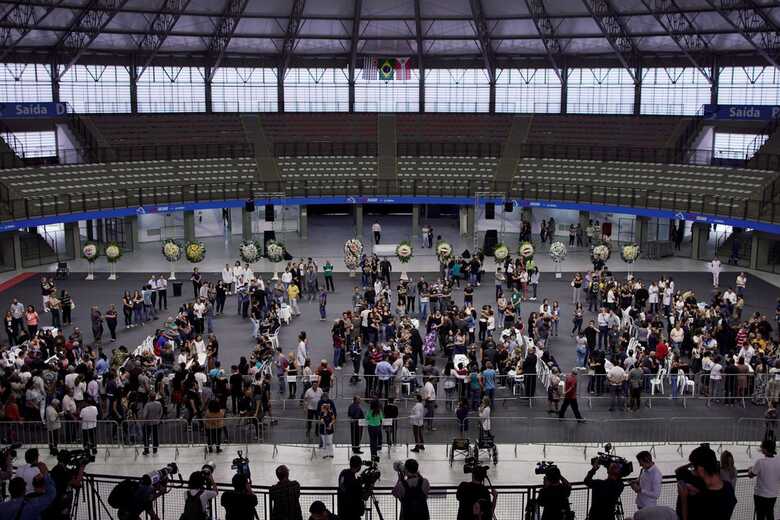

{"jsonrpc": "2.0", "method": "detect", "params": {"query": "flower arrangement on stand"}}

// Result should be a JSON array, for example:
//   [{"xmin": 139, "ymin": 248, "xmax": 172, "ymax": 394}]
[
  {"xmin": 184, "ymin": 240, "xmax": 206, "ymax": 263},
  {"xmin": 549, "ymin": 241, "xmax": 567, "ymax": 278},
  {"xmin": 518, "ymin": 241, "xmax": 535, "ymax": 259},
  {"xmin": 82, "ymin": 241, "xmax": 100, "ymax": 280},
  {"xmin": 104, "ymin": 241, "xmax": 122, "ymax": 280},
  {"xmin": 396, "ymin": 240, "xmax": 414, "ymax": 280},
  {"xmin": 161, "ymin": 239, "xmax": 183, "ymax": 279},
  {"xmin": 436, "ymin": 241, "xmax": 453, "ymax": 264},
  {"xmin": 239, "ymin": 240, "xmax": 263, "ymax": 264},
  {"xmin": 621, "ymin": 243, "xmax": 640, "ymax": 279},
  {"xmin": 591, "ymin": 243, "xmax": 611, "ymax": 268},
  {"xmin": 493, "ymin": 243, "xmax": 509, "ymax": 262},
  {"xmin": 266, "ymin": 240, "xmax": 286, "ymax": 280},
  {"xmin": 344, "ymin": 238, "xmax": 364, "ymax": 277}
]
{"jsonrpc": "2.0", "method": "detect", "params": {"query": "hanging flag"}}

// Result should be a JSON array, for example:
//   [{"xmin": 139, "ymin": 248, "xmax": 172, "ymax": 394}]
[{"xmin": 362, "ymin": 57, "xmax": 411, "ymax": 81}]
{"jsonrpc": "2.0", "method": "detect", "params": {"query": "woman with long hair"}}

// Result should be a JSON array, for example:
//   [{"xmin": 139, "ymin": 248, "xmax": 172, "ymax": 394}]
[{"xmin": 366, "ymin": 398, "xmax": 384, "ymax": 461}]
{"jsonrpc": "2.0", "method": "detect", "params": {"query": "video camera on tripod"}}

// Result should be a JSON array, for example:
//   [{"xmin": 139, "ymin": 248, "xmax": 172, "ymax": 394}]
[
  {"xmin": 231, "ymin": 451, "xmax": 250, "ymax": 478},
  {"xmin": 358, "ymin": 458, "xmax": 381, "ymax": 498},
  {"xmin": 590, "ymin": 443, "xmax": 633, "ymax": 478},
  {"xmin": 56, "ymin": 449, "xmax": 95, "ymax": 470}
]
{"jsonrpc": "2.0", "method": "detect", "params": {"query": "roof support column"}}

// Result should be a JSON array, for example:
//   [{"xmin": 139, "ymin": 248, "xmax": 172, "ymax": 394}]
[
  {"xmin": 560, "ymin": 66, "xmax": 568, "ymax": 114},
  {"xmin": 710, "ymin": 57, "xmax": 719, "ymax": 105},
  {"xmin": 633, "ymin": 65, "xmax": 642, "ymax": 116},
  {"xmin": 204, "ymin": 66, "xmax": 213, "ymax": 113},
  {"xmin": 129, "ymin": 62, "xmax": 138, "ymax": 114},
  {"xmin": 489, "ymin": 80, "xmax": 495, "ymax": 114},
  {"xmin": 277, "ymin": 66, "xmax": 285, "ymax": 112}
]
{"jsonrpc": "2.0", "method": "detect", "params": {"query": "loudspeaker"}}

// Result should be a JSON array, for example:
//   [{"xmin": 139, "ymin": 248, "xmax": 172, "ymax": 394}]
[
  {"xmin": 244, "ymin": 200, "xmax": 255, "ymax": 213},
  {"xmin": 483, "ymin": 229, "xmax": 498, "ymax": 255},
  {"xmin": 265, "ymin": 204, "xmax": 275, "ymax": 222},
  {"xmin": 504, "ymin": 201, "xmax": 513, "ymax": 212},
  {"xmin": 485, "ymin": 203, "xmax": 495, "ymax": 220}
]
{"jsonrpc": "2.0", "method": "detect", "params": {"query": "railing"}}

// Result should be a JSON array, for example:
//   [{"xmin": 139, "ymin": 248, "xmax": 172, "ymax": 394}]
[{"xmin": 70, "ymin": 469, "xmax": 767, "ymax": 520}]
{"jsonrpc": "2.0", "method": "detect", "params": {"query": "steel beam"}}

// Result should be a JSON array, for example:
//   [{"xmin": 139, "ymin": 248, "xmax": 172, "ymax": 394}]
[
  {"xmin": 205, "ymin": 0, "xmax": 250, "ymax": 82},
  {"xmin": 348, "ymin": 0, "xmax": 361, "ymax": 81},
  {"xmin": 136, "ymin": 0, "xmax": 191, "ymax": 79},
  {"xmin": 279, "ymin": 0, "xmax": 306, "ymax": 78},
  {"xmin": 581, "ymin": 0, "xmax": 638, "ymax": 82},
  {"xmin": 0, "ymin": 0, "xmax": 64, "ymax": 62},
  {"xmin": 524, "ymin": 0, "xmax": 564, "ymax": 82},
  {"xmin": 468, "ymin": 0, "xmax": 496, "ymax": 83},
  {"xmin": 54, "ymin": 0, "xmax": 130, "ymax": 80},
  {"xmin": 641, "ymin": 0, "xmax": 712, "ymax": 82},
  {"xmin": 414, "ymin": 0, "xmax": 425, "ymax": 111},
  {"xmin": 708, "ymin": 0, "xmax": 779, "ymax": 70}
]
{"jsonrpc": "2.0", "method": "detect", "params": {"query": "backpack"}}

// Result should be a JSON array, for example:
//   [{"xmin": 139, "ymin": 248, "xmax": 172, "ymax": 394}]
[
  {"xmin": 108, "ymin": 479, "xmax": 139, "ymax": 510},
  {"xmin": 400, "ymin": 478, "xmax": 430, "ymax": 520},
  {"xmin": 180, "ymin": 490, "xmax": 206, "ymax": 520}
]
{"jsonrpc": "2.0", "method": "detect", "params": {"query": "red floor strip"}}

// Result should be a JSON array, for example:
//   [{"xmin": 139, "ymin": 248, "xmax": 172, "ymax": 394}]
[{"xmin": 0, "ymin": 272, "xmax": 37, "ymax": 294}]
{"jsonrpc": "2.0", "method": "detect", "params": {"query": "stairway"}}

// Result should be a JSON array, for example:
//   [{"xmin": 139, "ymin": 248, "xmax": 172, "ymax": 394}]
[
  {"xmin": 242, "ymin": 115, "xmax": 281, "ymax": 187},
  {"xmin": 377, "ymin": 114, "xmax": 396, "ymax": 181},
  {"xmin": 494, "ymin": 115, "xmax": 533, "ymax": 183},
  {"xmin": 716, "ymin": 230, "xmax": 752, "ymax": 264}
]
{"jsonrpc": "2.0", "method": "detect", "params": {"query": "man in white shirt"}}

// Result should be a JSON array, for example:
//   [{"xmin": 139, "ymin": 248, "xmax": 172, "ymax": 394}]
[
  {"xmin": 157, "ymin": 275, "xmax": 168, "ymax": 310},
  {"xmin": 631, "ymin": 451, "xmax": 662, "ymax": 510},
  {"xmin": 16, "ymin": 448, "xmax": 42, "ymax": 494},
  {"xmin": 422, "ymin": 378, "xmax": 436, "ymax": 431},
  {"xmin": 410, "ymin": 394, "xmax": 425, "ymax": 452},
  {"xmin": 303, "ymin": 381, "xmax": 323, "ymax": 438},
  {"xmin": 296, "ymin": 333, "xmax": 309, "ymax": 367},
  {"xmin": 222, "ymin": 264, "xmax": 234, "ymax": 294},
  {"xmin": 709, "ymin": 257, "xmax": 722, "ymax": 287},
  {"xmin": 80, "ymin": 400, "xmax": 99, "ymax": 455},
  {"xmin": 597, "ymin": 308, "xmax": 610, "ymax": 350},
  {"xmin": 736, "ymin": 272, "xmax": 747, "ymax": 297},
  {"xmin": 607, "ymin": 362, "xmax": 626, "ymax": 412},
  {"xmin": 709, "ymin": 357, "xmax": 723, "ymax": 405},
  {"xmin": 372, "ymin": 221, "xmax": 382, "ymax": 244},
  {"xmin": 749, "ymin": 440, "xmax": 780, "ymax": 520}
]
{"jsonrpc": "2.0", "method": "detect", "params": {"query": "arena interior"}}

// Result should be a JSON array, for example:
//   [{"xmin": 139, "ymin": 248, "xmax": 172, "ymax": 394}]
[{"xmin": 1, "ymin": 0, "xmax": 780, "ymax": 519}]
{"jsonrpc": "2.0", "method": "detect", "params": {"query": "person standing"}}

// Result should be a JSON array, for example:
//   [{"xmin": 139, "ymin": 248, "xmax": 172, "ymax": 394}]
[
  {"xmin": 347, "ymin": 396, "xmax": 364, "ymax": 455},
  {"xmin": 631, "ymin": 451, "xmax": 662, "ymax": 511},
  {"xmin": 372, "ymin": 221, "xmax": 382, "ymax": 244},
  {"xmin": 523, "ymin": 346, "xmax": 538, "ymax": 400},
  {"xmin": 323, "ymin": 261, "xmax": 335, "ymax": 292},
  {"xmin": 366, "ymin": 398, "xmax": 384, "ymax": 461},
  {"xmin": 222, "ymin": 473, "xmax": 260, "ymax": 520},
  {"xmin": 422, "ymin": 377, "xmax": 437, "ymax": 431},
  {"xmin": 157, "ymin": 275, "xmax": 168, "ymax": 310},
  {"xmin": 191, "ymin": 267, "xmax": 202, "ymax": 298},
  {"xmin": 267, "ymin": 465, "xmax": 302, "ymax": 520},
  {"xmin": 709, "ymin": 257, "xmax": 722, "ymax": 288},
  {"xmin": 304, "ymin": 380, "xmax": 323, "ymax": 438},
  {"xmin": 749, "ymin": 439, "xmax": 780, "ymax": 520},
  {"xmin": 319, "ymin": 402, "xmax": 336, "ymax": 459},
  {"xmin": 392, "ymin": 459, "xmax": 431, "ymax": 520},
  {"xmin": 410, "ymin": 394, "xmax": 425, "ymax": 453},
  {"xmin": 558, "ymin": 369, "xmax": 585, "ymax": 423},
  {"xmin": 104, "ymin": 304, "xmax": 118, "ymax": 342},
  {"xmin": 141, "ymin": 394, "xmax": 163, "ymax": 455}
]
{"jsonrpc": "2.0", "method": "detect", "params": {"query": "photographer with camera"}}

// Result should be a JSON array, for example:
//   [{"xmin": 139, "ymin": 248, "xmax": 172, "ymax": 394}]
[
  {"xmin": 456, "ymin": 466, "xmax": 496, "ymax": 520},
  {"xmin": 676, "ymin": 444, "xmax": 736, "ymax": 520},
  {"xmin": 630, "ymin": 451, "xmax": 661, "ymax": 511},
  {"xmin": 584, "ymin": 460, "xmax": 625, "ymax": 520},
  {"xmin": 17, "ymin": 449, "xmax": 42, "ymax": 495},
  {"xmin": 221, "ymin": 473, "xmax": 259, "ymax": 520},
  {"xmin": 391, "ymin": 459, "xmax": 430, "ymax": 520},
  {"xmin": 536, "ymin": 465, "xmax": 572, "ymax": 520},
  {"xmin": 268, "ymin": 465, "xmax": 302, "ymax": 520},
  {"xmin": 43, "ymin": 450, "xmax": 89, "ymax": 520},
  {"xmin": 337, "ymin": 456, "xmax": 365, "ymax": 520},
  {"xmin": 181, "ymin": 471, "xmax": 218, "ymax": 520}
]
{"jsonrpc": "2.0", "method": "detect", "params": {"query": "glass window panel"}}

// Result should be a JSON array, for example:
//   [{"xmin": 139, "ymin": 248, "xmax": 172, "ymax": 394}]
[
  {"xmin": 0, "ymin": 64, "xmax": 52, "ymax": 103},
  {"xmin": 566, "ymin": 68, "xmax": 635, "ymax": 114},
  {"xmin": 495, "ymin": 68, "xmax": 561, "ymax": 113},
  {"xmin": 211, "ymin": 67, "xmax": 278, "ymax": 112},
  {"xmin": 713, "ymin": 132, "xmax": 767, "ymax": 160},
  {"xmin": 640, "ymin": 67, "xmax": 711, "ymax": 115},
  {"xmin": 717, "ymin": 66, "xmax": 780, "ymax": 105},
  {"xmin": 136, "ymin": 67, "xmax": 206, "ymax": 112},
  {"xmin": 283, "ymin": 68, "xmax": 349, "ymax": 112},
  {"xmin": 1, "ymin": 130, "xmax": 56, "ymax": 158},
  {"xmin": 424, "ymin": 68, "xmax": 490, "ymax": 112},
  {"xmin": 354, "ymin": 69, "xmax": 420, "ymax": 112},
  {"xmin": 59, "ymin": 65, "xmax": 132, "ymax": 113}
]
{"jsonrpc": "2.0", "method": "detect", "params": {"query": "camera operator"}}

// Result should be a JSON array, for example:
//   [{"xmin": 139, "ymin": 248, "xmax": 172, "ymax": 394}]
[
  {"xmin": 181, "ymin": 471, "xmax": 218, "ymax": 520},
  {"xmin": 17, "ymin": 449, "xmax": 42, "ymax": 495},
  {"xmin": 748, "ymin": 439, "xmax": 780, "ymax": 520},
  {"xmin": 630, "ymin": 451, "xmax": 661, "ymax": 511},
  {"xmin": 584, "ymin": 461, "xmax": 624, "ymax": 520},
  {"xmin": 675, "ymin": 444, "xmax": 736, "ymax": 520},
  {"xmin": 337, "ymin": 456, "xmax": 365, "ymax": 520},
  {"xmin": 456, "ymin": 466, "xmax": 497, "ymax": 520},
  {"xmin": 268, "ymin": 465, "xmax": 302, "ymax": 520},
  {"xmin": 391, "ymin": 459, "xmax": 430, "ymax": 520},
  {"xmin": 221, "ymin": 473, "xmax": 259, "ymax": 520},
  {"xmin": 536, "ymin": 466, "xmax": 571, "ymax": 520},
  {"xmin": 42, "ymin": 454, "xmax": 86, "ymax": 520},
  {"xmin": 117, "ymin": 474, "xmax": 159, "ymax": 520}
]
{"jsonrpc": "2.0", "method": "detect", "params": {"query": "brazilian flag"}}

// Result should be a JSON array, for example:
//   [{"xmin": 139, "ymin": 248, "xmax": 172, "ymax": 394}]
[{"xmin": 378, "ymin": 58, "xmax": 396, "ymax": 81}]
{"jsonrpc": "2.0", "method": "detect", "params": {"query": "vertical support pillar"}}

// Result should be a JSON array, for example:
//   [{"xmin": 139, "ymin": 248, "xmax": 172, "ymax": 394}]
[
  {"xmin": 299, "ymin": 205, "xmax": 308, "ymax": 240},
  {"xmin": 419, "ymin": 65, "xmax": 425, "ymax": 112},
  {"xmin": 488, "ymin": 81, "xmax": 496, "ymax": 113},
  {"xmin": 460, "ymin": 206, "xmax": 475, "ymax": 236},
  {"xmin": 522, "ymin": 207, "xmax": 533, "ymax": 226},
  {"xmin": 710, "ymin": 57, "xmax": 719, "ymax": 105},
  {"xmin": 691, "ymin": 222, "xmax": 708, "ymax": 260},
  {"xmin": 204, "ymin": 66, "xmax": 213, "ymax": 113},
  {"xmin": 129, "ymin": 62, "xmax": 139, "ymax": 114},
  {"xmin": 578, "ymin": 210, "xmax": 590, "ymax": 231},
  {"xmin": 183, "ymin": 211, "xmax": 195, "ymax": 242},
  {"xmin": 86, "ymin": 220, "xmax": 94, "ymax": 241},
  {"xmin": 633, "ymin": 66, "xmax": 642, "ymax": 116},
  {"xmin": 750, "ymin": 232, "xmax": 760, "ymax": 270},
  {"xmin": 242, "ymin": 209, "xmax": 253, "ymax": 241},
  {"xmin": 277, "ymin": 65, "xmax": 285, "ymax": 112},
  {"xmin": 635, "ymin": 216, "xmax": 649, "ymax": 246},
  {"xmin": 121, "ymin": 217, "xmax": 136, "ymax": 252},
  {"xmin": 354, "ymin": 204, "xmax": 364, "ymax": 238},
  {"xmin": 12, "ymin": 232, "xmax": 23, "ymax": 272},
  {"xmin": 560, "ymin": 67, "xmax": 568, "ymax": 114},
  {"xmin": 411, "ymin": 205, "xmax": 420, "ymax": 240},
  {"xmin": 65, "ymin": 221, "xmax": 81, "ymax": 258},
  {"xmin": 96, "ymin": 219, "xmax": 105, "ymax": 243}
]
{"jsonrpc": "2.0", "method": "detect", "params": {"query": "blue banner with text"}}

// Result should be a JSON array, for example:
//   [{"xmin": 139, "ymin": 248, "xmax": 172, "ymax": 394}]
[
  {"xmin": 703, "ymin": 104, "xmax": 780, "ymax": 121},
  {"xmin": 0, "ymin": 102, "xmax": 68, "ymax": 118}
]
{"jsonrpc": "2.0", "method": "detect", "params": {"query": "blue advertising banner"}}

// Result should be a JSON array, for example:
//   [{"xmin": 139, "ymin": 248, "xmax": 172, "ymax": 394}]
[
  {"xmin": 703, "ymin": 104, "xmax": 780, "ymax": 121},
  {"xmin": 0, "ymin": 102, "xmax": 68, "ymax": 118},
  {"xmin": 2, "ymin": 196, "xmax": 780, "ymax": 235}
]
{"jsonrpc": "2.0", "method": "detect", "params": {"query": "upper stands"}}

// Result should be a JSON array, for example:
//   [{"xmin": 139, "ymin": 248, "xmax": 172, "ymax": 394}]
[
  {"xmin": 88, "ymin": 113, "xmax": 247, "ymax": 147},
  {"xmin": 396, "ymin": 114, "xmax": 514, "ymax": 144},
  {"xmin": 526, "ymin": 115, "xmax": 690, "ymax": 149},
  {"xmin": 259, "ymin": 113, "xmax": 377, "ymax": 145}
]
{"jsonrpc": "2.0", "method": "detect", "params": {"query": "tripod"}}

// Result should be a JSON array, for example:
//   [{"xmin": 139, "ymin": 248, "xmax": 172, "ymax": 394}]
[
  {"xmin": 71, "ymin": 475, "xmax": 115, "ymax": 520},
  {"xmin": 613, "ymin": 500, "xmax": 625, "ymax": 520},
  {"xmin": 363, "ymin": 489, "xmax": 385, "ymax": 520}
]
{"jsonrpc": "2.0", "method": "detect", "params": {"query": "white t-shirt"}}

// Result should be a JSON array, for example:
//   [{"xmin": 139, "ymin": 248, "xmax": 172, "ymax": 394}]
[
  {"xmin": 710, "ymin": 363, "xmax": 723, "ymax": 380},
  {"xmin": 64, "ymin": 372, "xmax": 79, "ymax": 390},
  {"xmin": 80, "ymin": 405, "xmax": 98, "ymax": 429},
  {"xmin": 752, "ymin": 456, "xmax": 780, "ymax": 498},
  {"xmin": 16, "ymin": 464, "xmax": 41, "ymax": 494},
  {"xmin": 372, "ymin": 223, "xmax": 381, "ymax": 232}
]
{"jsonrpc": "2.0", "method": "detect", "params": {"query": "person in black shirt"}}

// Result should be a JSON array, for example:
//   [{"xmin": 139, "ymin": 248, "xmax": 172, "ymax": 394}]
[
  {"xmin": 537, "ymin": 466, "xmax": 572, "ymax": 520},
  {"xmin": 456, "ymin": 467, "xmax": 496, "ymax": 520},
  {"xmin": 337, "ymin": 456, "xmax": 365, "ymax": 520},
  {"xmin": 221, "ymin": 473, "xmax": 260, "ymax": 520},
  {"xmin": 584, "ymin": 462, "xmax": 624, "ymax": 520},
  {"xmin": 522, "ymin": 347, "xmax": 538, "ymax": 398},
  {"xmin": 229, "ymin": 366, "xmax": 243, "ymax": 415},
  {"xmin": 676, "ymin": 444, "xmax": 737, "ymax": 520}
]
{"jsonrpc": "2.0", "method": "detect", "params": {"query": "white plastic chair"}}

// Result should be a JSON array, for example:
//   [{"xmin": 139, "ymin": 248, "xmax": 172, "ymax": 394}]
[
  {"xmin": 267, "ymin": 327, "xmax": 280, "ymax": 349},
  {"xmin": 512, "ymin": 374, "xmax": 525, "ymax": 396},
  {"xmin": 682, "ymin": 374, "xmax": 695, "ymax": 396},
  {"xmin": 650, "ymin": 368, "xmax": 667, "ymax": 395}
]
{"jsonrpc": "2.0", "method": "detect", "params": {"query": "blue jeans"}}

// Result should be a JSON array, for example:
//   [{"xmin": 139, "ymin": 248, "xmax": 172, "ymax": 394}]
[
  {"xmin": 333, "ymin": 347, "xmax": 343, "ymax": 368},
  {"xmin": 671, "ymin": 374, "xmax": 679, "ymax": 399},
  {"xmin": 419, "ymin": 301, "xmax": 429, "ymax": 321}
]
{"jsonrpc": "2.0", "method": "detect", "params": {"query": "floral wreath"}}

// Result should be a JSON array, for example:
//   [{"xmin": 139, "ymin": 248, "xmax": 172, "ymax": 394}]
[
  {"xmin": 518, "ymin": 241, "xmax": 535, "ymax": 259},
  {"xmin": 493, "ymin": 243, "xmax": 509, "ymax": 261},
  {"xmin": 162, "ymin": 239, "xmax": 183, "ymax": 262},
  {"xmin": 239, "ymin": 240, "xmax": 263, "ymax": 263},
  {"xmin": 549, "ymin": 241, "xmax": 567, "ymax": 263},
  {"xmin": 104, "ymin": 241, "xmax": 123, "ymax": 263},
  {"xmin": 344, "ymin": 238, "xmax": 364, "ymax": 270},
  {"xmin": 592, "ymin": 244, "xmax": 611, "ymax": 262},
  {"xmin": 82, "ymin": 241, "xmax": 100, "ymax": 263},
  {"xmin": 266, "ymin": 240, "xmax": 286, "ymax": 263},
  {"xmin": 396, "ymin": 241, "xmax": 414, "ymax": 264},
  {"xmin": 184, "ymin": 240, "xmax": 206, "ymax": 263},
  {"xmin": 621, "ymin": 243, "xmax": 640, "ymax": 264},
  {"xmin": 436, "ymin": 241, "xmax": 453, "ymax": 263}
]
